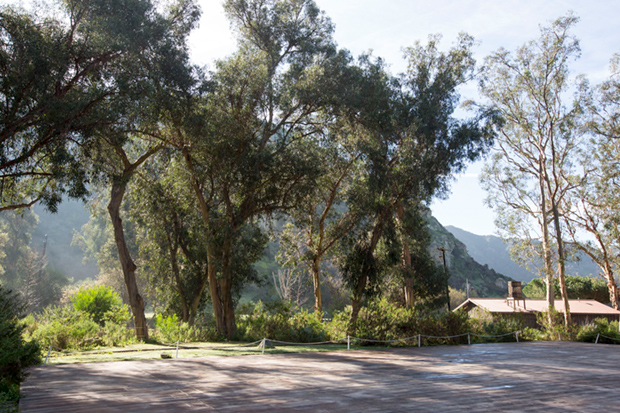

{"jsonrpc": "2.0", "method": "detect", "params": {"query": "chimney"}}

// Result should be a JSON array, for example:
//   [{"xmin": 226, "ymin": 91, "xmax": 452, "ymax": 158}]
[
  {"xmin": 507, "ymin": 281, "xmax": 526, "ymax": 309},
  {"xmin": 508, "ymin": 281, "xmax": 523, "ymax": 299}
]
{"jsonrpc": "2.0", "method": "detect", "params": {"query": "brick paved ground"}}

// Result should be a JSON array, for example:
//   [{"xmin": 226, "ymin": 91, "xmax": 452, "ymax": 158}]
[{"xmin": 19, "ymin": 341, "xmax": 620, "ymax": 412}]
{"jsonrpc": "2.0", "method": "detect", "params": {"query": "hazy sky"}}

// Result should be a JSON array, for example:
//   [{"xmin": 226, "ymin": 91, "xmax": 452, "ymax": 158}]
[{"xmin": 188, "ymin": 0, "xmax": 620, "ymax": 236}]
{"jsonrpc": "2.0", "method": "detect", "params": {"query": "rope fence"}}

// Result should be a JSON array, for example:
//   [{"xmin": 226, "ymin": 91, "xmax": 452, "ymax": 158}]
[{"xmin": 43, "ymin": 329, "xmax": 620, "ymax": 364}]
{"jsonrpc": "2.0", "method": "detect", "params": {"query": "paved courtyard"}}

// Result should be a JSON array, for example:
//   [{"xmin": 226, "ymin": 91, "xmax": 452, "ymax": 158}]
[{"xmin": 19, "ymin": 341, "xmax": 620, "ymax": 412}]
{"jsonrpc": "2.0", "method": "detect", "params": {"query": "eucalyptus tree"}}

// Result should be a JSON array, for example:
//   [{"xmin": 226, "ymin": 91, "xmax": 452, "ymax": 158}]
[
  {"xmin": 128, "ymin": 155, "xmax": 264, "ymax": 326},
  {"xmin": 126, "ymin": 155, "xmax": 209, "ymax": 325},
  {"xmin": 480, "ymin": 15, "xmax": 585, "ymax": 326},
  {"xmin": 0, "ymin": 0, "xmax": 186, "ymax": 212},
  {"xmin": 82, "ymin": 0, "xmax": 200, "ymax": 339},
  {"xmin": 563, "ymin": 54, "xmax": 620, "ymax": 309},
  {"xmin": 178, "ymin": 0, "xmax": 344, "ymax": 338},
  {"xmin": 275, "ymin": 101, "xmax": 362, "ymax": 314},
  {"xmin": 340, "ymin": 35, "xmax": 495, "ymax": 329}
]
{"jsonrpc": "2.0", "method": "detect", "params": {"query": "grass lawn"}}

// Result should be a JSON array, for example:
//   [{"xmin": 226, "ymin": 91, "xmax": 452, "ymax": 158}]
[{"xmin": 43, "ymin": 342, "xmax": 355, "ymax": 365}]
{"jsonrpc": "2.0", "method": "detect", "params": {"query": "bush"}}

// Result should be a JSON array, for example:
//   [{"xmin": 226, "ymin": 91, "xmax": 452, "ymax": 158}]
[
  {"xmin": 329, "ymin": 299, "xmax": 472, "ymax": 346},
  {"xmin": 0, "ymin": 285, "xmax": 41, "ymax": 406},
  {"xmin": 71, "ymin": 284, "xmax": 125, "ymax": 326},
  {"xmin": 235, "ymin": 300, "xmax": 328, "ymax": 342},
  {"xmin": 153, "ymin": 314, "xmax": 217, "ymax": 343},
  {"xmin": 575, "ymin": 319, "xmax": 620, "ymax": 344},
  {"xmin": 26, "ymin": 305, "xmax": 102, "ymax": 350},
  {"xmin": 534, "ymin": 308, "xmax": 571, "ymax": 340},
  {"xmin": 468, "ymin": 313, "xmax": 524, "ymax": 343},
  {"xmin": 102, "ymin": 321, "xmax": 137, "ymax": 347}
]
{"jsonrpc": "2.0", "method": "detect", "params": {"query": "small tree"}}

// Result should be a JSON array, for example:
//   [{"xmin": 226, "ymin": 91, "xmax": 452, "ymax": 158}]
[
  {"xmin": 0, "ymin": 285, "xmax": 40, "ymax": 402},
  {"xmin": 71, "ymin": 284, "xmax": 125, "ymax": 326}
]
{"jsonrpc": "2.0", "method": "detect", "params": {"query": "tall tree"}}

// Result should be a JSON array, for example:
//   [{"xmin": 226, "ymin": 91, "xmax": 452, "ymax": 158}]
[
  {"xmin": 0, "ymin": 0, "xmax": 180, "ymax": 212},
  {"xmin": 340, "ymin": 35, "xmax": 495, "ymax": 330},
  {"xmin": 275, "ymin": 107, "xmax": 361, "ymax": 314},
  {"xmin": 563, "ymin": 53, "xmax": 620, "ymax": 309},
  {"xmin": 128, "ymin": 156, "xmax": 213, "ymax": 325},
  {"xmin": 179, "ymin": 0, "xmax": 341, "ymax": 338},
  {"xmin": 83, "ymin": 0, "xmax": 200, "ymax": 339},
  {"xmin": 480, "ymin": 15, "xmax": 585, "ymax": 326}
]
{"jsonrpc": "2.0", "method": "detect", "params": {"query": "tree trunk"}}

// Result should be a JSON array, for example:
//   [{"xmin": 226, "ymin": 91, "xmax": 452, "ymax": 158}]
[
  {"xmin": 206, "ymin": 254, "xmax": 227, "ymax": 335},
  {"xmin": 538, "ymin": 157, "xmax": 555, "ymax": 326},
  {"xmin": 603, "ymin": 267, "xmax": 619, "ymax": 310},
  {"xmin": 551, "ymin": 205, "xmax": 571, "ymax": 326},
  {"xmin": 188, "ymin": 268, "xmax": 210, "ymax": 326},
  {"xmin": 348, "ymin": 272, "xmax": 367, "ymax": 336},
  {"xmin": 396, "ymin": 202, "xmax": 415, "ymax": 308},
  {"xmin": 347, "ymin": 215, "xmax": 384, "ymax": 335},
  {"xmin": 108, "ymin": 181, "xmax": 148, "ymax": 340},
  {"xmin": 168, "ymin": 238, "xmax": 190, "ymax": 323},
  {"xmin": 311, "ymin": 258, "xmax": 323, "ymax": 314},
  {"xmin": 220, "ymin": 237, "xmax": 237, "ymax": 338},
  {"xmin": 183, "ymin": 149, "xmax": 235, "ymax": 337}
]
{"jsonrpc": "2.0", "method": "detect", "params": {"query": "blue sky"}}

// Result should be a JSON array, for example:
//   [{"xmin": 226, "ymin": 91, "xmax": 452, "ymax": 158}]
[{"xmin": 185, "ymin": 1, "xmax": 620, "ymax": 235}]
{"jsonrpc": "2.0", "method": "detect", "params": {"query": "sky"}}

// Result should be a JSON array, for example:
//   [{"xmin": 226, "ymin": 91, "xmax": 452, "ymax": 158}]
[{"xmin": 188, "ymin": 0, "xmax": 620, "ymax": 236}]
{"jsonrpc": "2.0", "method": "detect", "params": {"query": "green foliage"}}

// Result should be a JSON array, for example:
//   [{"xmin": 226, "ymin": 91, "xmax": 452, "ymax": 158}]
[
  {"xmin": 101, "ymin": 321, "xmax": 138, "ymax": 347},
  {"xmin": 523, "ymin": 276, "xmax": 609, "ymax": 303},
  {"xmin": 236, "ymin": 301, "xmax": 328, "ymax": 342},
  {"xmin": 469, "ymin": 314, "xmax": 524, "ymax": 343},
  {"xmin": 0, "ymin": 285, "xmax": 41, "ymax": 405},
  {"xmin": 0, "ymin": 210, "xmax": 71, "ymax": 312},
  {"xmin": 531, "ymin": 308, "xmax": 571, "ymax": 340},
  {"xmin": 575, "ymin": 319, "xmax": 620, "ymax": 344},
  {"xmin": 71, "ymin": 284, "xmax": 126, "ymax": 326},
  {"xmin": 153, "ymin": 314, "xmax": 218, "ymax": 343},
  {"xmin": 331, "ymin": 299, "xmax": 472, "ymax": 345},
  {"xmin": 26, "ymin": 305, "xmax": 102, "ymax": 350}
]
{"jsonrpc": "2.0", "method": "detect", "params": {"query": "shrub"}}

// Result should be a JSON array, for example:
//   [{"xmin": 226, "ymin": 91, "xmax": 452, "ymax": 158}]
[
  {"xmin": 27, "ymin": 305, "xmax": 102, "ymax": 350},
  {"xmin": 235, "ymin": 300, "xmax": 329, "ymax": 342},
  {"xmin": 534, "ymin": 308, "xmax": 570, "ymax": 340},
  {"xmin": 153, "ymin": 314, "xmax": 215, "ymax": 343},
  {"xmin": 0, "ymin": 286, "xmax": 41, "ymax": 406},
  {"xmin": 329, "ymin": 299, "xmax": 472, "ymax": 346},
  {"xmin": 71, "ymin": 284, "xmax": 125, "ymax": 326},
  {"xmin": 469, "ymin": 313, "xmax": 524, "ymax": 343},
  {"xmin": 102, "ymin": 321, "xmax": 137, "ymax": 347},
  {"xmin": 235, "ymin": 301, "xmax": 292, "ymax": 342},
  {"xmin": 575, "ymin": 319, "xmax": 620, "ymax": 344}
]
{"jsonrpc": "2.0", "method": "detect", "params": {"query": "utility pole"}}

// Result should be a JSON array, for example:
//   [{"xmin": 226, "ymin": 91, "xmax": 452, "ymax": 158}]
[{"xmin": 438, "ymin": 247, "xmax": 450, "ymax": 311}]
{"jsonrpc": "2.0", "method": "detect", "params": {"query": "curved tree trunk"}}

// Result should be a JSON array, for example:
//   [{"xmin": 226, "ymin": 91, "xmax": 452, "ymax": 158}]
[
  {"xmin": 108, "ymin": 181, "xmax": 148, "ymax": 340},
  {"xmin": 311, "ymin": 258, "xmax": 323, "ymax": 314}
]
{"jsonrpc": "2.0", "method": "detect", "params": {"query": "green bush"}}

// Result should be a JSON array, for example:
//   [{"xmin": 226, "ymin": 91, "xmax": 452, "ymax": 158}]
[
  {"xmin": 235, "ymin": 301, "xmax": 329, "ymax": 342},
  {"xmin": 27, "ymin": 305, "xmax": 102, "ymax": 350},
  {"xmin": 71, "ymin": 284, "xmax": 126, "ymax": 326},
  {"xmin": 153, "ymin": 314, "xmax": 216, "ymax": 343},
  {"xmin": 534, "ymin": 308, "xmax": 571, "ymax": 340},
  {"xmin": 575, "ymin": 319, "xmax": 620, "ymax": 344},
  {"xmin": 327, "ymin": 299, "xmax": 472, "ymax": 346},
  {"xmin": 468, "ymin": 313, "xmax": 523, "ymax": 343},
  {"xmin": 102, "ymin": 321, "xmax": 137, "ymax": 347},
  {"xmin": 0, "ymin": 286, "xmax": 41, "ymax": 407}
]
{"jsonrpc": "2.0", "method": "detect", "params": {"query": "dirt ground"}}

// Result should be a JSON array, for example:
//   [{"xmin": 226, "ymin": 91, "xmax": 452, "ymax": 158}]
[{"xmin": 19, "ymin": 341, "xmax": 620, "ymax": 412}]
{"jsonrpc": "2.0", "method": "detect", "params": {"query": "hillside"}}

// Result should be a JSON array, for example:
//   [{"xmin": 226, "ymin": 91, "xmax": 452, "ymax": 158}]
[
  {"xmin": 28, "ymin": 200, "xmax": 515, "ymax": 300},
  {"xmin": 426, "ymin": 215, "xmax": 513, "ymax": 297},
  {"xmin": 445, "ymin": 226, "xmax": 601, "ymax": 282}
]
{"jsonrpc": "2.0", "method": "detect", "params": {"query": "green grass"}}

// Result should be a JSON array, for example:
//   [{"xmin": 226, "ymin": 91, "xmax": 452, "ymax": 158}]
[{"xmin": 43, "ymin": 342, "xmax": 354, "ymax": 365}]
